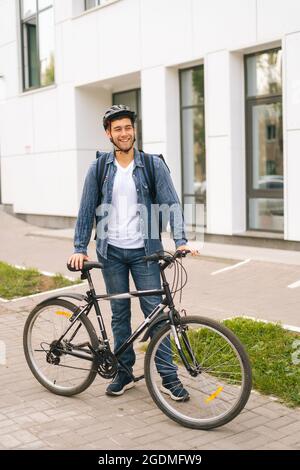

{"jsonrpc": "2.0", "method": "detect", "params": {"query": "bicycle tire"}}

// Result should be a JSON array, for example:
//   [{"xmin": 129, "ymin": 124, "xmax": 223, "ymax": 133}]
[
  {"xmin": 144, "ymin": 315, "xmax": 252, "ymax": 430},
  {"xmin": 23, "ymin": 299, "xmax": 99, "ymax": 396}
]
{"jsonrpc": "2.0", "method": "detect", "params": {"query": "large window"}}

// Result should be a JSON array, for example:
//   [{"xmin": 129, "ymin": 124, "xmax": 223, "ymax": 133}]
[
  {"xmin": 20, "ymin": 0, "xmax": 55, "ymax": 91},
  {"xmin": 112, "ymin": 89, "xmax": 142, "ymax": 150},
  {"xmin": 180, "ymin": 66, "xmax": 206, "ymax": 228},
  {"xmin": 245, "ymin": 48, "xmax": 283, "ymax": 232}
]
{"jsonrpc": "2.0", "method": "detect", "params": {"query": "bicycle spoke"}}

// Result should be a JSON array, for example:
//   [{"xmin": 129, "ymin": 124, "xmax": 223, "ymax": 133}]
[
  {"xmin": 145, "ymin": 316, "xmax": 251, "ymax": 429},
  {"xmin": 24, "ymin": 301, "xmax": 98, "ymax": 395}
]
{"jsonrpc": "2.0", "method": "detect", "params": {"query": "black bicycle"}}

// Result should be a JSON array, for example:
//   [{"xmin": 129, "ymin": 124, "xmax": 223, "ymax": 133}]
[{"xmin": 23, "ymin": 250, "xmax": 252, "ymax": 430}]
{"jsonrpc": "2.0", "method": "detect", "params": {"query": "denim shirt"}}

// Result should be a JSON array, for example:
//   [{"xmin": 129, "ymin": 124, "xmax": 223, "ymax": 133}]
[{"xmin": 74, "ymin": 148, "xmax": 188, "ymax": 259}]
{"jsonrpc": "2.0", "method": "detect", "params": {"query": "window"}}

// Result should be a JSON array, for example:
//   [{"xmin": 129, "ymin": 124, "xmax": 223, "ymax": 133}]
[
  {"xmin": 85, "ymin": 0, "xmax": 111, "ymax": 10},
  {"xmin": 20, "ymin": 0, "xmax": 55, "ymax": 91},
  {"xmin": 112, "ymin": 89, "xmax": 142, "ymax": 150},
  {"xmin": 85, "ymin": 0, "xmax": 100, "ymax": 9},
  {"xmin": 180, "ymin": 66, "xmax": 206, "ymax": 228},
  {"xmin": 245, "ymin": 48, "xmax": 283, "ymax": 232}
]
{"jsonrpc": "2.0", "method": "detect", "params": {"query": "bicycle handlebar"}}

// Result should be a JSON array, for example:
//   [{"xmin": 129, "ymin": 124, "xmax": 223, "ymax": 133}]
[
  {"xmin": 66, "ymin": 250, "xmax": 190, "ymax": 273},
  {"xmin": 142, "ymin": 249, "xmax": 191, "ymax": 263}
]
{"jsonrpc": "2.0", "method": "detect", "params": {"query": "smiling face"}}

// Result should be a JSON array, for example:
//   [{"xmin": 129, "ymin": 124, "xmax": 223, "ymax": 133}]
[{"xmin": 106, "ymin": 117, "xmax": 135, "ymax": 152}]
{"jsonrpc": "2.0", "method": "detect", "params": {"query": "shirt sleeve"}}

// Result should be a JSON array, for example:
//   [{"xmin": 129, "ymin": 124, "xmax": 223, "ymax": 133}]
[
  {"xmin": 153, "ymin": 156, "xmax": 188, "ymax": 248},
  {"xmin": 74, "ymin": 161, "xmax": 99, "ymax": 254}
]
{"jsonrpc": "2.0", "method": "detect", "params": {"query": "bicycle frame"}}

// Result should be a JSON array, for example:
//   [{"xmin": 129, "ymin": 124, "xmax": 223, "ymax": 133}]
[
  {"xmin": 52, "ymin": 259, "xmax": 183, "ymax": 373},
  {"xmin": 25, "ymin": 250, "xmax": 253, "ymax": 430}
]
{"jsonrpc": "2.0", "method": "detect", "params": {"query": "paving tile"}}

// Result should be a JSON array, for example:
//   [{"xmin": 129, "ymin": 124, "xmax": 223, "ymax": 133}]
[{"xmin": 1, "ymin": 279, "xmax": 300, "ymax": 451}]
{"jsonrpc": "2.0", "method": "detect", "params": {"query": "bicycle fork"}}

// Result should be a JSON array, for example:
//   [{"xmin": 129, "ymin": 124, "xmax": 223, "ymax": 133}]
[{"xmin": 169, "ymin": 310, "xmax": 201, "ymax": 377}]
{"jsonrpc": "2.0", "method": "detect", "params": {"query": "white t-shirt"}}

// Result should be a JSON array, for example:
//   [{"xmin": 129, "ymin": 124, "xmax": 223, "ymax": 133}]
[{"xmin": 107, "ymin": 159, "xmax": 144, "ymax": 249}]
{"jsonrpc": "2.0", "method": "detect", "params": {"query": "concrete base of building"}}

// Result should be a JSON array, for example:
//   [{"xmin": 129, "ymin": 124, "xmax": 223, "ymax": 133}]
[
  {"xmin": 1, "ymin": 204, "xmax": 76, "ymax": 230},
  {"xmin": 200, "ymin": 232, "xmax": 300, "ymax": 252}
]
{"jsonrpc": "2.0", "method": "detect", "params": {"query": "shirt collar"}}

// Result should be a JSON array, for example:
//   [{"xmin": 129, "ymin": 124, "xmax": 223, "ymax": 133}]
[{"xmin": 105, "ymin": 148, "xmax": 144, "ymax": 167}]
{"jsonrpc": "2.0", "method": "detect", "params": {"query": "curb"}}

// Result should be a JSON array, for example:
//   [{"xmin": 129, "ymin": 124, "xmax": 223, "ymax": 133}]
[{"xmin": 0, "ymin": 264, "xmax": 84, "ymax": 304}]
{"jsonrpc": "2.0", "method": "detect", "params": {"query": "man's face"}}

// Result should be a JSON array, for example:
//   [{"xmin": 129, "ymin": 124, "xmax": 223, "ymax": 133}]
[{"xmin": 106, "ymin": 117, "xmax": 135, "ymax": 152}]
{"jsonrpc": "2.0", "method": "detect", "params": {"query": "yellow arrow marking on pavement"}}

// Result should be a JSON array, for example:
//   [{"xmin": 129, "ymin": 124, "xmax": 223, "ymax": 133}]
[
  {"xmin": 55, "ymin": 310, "xmax": 72, "ymax": 318},
  {"xmin": 205, "ymin": 386, "xmax": 224, "ymax": 403}
]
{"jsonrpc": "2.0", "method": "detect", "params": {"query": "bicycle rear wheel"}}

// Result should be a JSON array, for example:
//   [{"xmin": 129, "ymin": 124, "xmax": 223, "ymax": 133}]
[
  {"xmin": 144, "ymin": 315, "xmax": 252, "ymax": 429},
  {"xmin": 23, "ymin": 299, "xmax": 99, "ymax": 396}
]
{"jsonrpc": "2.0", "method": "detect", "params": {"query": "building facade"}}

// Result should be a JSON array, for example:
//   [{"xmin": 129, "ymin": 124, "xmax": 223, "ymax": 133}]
[{"xmin": 0, "ymin": 0, "xmax": 300, "ymax": 241}]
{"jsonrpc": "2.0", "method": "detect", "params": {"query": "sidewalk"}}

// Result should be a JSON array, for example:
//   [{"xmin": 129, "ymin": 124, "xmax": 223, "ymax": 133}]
[
  {"xmin": 1, "ymin": 291, "xmax": 300, "ymax": 450},
  {"xmin": 0, "ymin": 210, "xmax": 300, "ymax": 449},
  {"xmin": 25, "ymin": 220, "xmax": 300, "ymax": 266},
  {"xmin": 1, "ymin": 289, "xmax": 300, "ymax": 450}
]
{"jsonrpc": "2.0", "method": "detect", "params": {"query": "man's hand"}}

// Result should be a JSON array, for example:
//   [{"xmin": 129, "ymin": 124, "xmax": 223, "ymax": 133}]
[
  {"xmin": 176, "ymin": 245, "xmax": 199, "ymax": 257},
  {"xmin": 67, "ymin": 253, "xmax": 90, "ymax": 270}
]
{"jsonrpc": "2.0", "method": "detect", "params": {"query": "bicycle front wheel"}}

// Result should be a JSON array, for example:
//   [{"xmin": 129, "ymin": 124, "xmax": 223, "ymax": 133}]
[
  {"xmin": 144, "ymin": 315, "xmax": 252, "ymax": 430},
  {"xmin": 23, "ymin": 299, "xmax": 99, "ymax": 396}
]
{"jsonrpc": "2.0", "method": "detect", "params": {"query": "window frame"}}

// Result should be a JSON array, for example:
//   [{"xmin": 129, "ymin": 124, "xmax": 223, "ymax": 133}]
[
  {"xmin": 179, "ymin": 64, "xmax": 206, "ymax": 219},
  {"xmin": 112, "ymin": 88, "xmax": 142, "ymax": 150},
  {"xmin": 19, "ymin": 0, "xmax": 55, "ymax": 92},
  {"xmin": 244, "ymin": 47, "xmax": 283, "ymax": 232}
]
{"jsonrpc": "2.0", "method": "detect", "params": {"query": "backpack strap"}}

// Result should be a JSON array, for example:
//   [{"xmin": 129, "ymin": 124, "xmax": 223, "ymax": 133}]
[
  {"xmin": 94, "ymin": 151, "xmax": 109, "ymax": 240},
  {"xmin": 140, "ymin": 151, "xmax": 170, "ymax": 202},
  {"xmin": 141, "ymin": 151, "xmax": 156, "ymax": 201},
  {"xmin": 95, "ymin": 151, "xmax": 109, "ymax": 206}
]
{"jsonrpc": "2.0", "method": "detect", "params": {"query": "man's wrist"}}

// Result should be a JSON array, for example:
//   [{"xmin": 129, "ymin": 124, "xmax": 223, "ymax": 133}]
[{"xmin": 175, "ymin": 239, "xmax": 188, "ymax": 249}]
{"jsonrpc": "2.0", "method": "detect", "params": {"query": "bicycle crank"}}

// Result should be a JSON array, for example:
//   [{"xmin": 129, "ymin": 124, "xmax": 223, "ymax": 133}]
[{"xmin": 95, "ymin": 348, "xmax": 118, "ymax": 379}]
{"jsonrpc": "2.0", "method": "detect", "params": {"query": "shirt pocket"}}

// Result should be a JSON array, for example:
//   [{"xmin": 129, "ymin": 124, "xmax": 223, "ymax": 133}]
[
  {"xmin": 139, "ymin": 174, "xmax": 150, "ymax": 197},
  {"xmin": 141, "ymin": 182, "xmax": 149, "ymax": 194}
]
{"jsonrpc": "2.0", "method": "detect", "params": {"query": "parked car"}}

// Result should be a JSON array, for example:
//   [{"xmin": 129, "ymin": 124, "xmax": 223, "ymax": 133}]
[{"xmin": 257, "ymin": 175, "xmax": 283, "ymax": 190}]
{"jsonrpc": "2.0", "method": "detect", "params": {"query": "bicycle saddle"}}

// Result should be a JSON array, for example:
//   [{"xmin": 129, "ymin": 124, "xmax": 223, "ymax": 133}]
[{"xmin": 67, "ymin": 261, "xmax": 103, "ymax": 272}]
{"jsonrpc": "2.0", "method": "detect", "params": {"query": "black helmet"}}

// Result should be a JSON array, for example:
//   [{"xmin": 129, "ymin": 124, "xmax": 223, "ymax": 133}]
[{"xmin": 103, "ymin": 104, "xmax": 136, "ymax": 130}]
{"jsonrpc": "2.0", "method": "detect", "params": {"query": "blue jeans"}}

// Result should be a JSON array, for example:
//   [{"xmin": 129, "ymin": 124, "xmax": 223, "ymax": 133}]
[{"xmin": 97, "ymin": 244, "xmax": 177, "ymax": 379}]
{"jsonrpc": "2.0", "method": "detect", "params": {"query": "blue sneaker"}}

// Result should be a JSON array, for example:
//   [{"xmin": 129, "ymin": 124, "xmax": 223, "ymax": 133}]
[
  {"xmin": 106, "ymin": 371, "xmax": 135, "ymax": 396},
  {"xmin": 161, "ymin": 376, "xmax": 190, "ymax": 402}
]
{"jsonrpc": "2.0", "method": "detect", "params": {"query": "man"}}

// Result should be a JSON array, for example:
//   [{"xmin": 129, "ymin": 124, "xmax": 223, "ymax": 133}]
[{"xmin": 68, "ymin": 105, "xmax": 198, "ymax": 400}]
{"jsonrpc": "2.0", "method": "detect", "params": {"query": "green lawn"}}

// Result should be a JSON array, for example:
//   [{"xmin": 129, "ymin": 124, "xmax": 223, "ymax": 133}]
[
  {"xmin": 0, "ymin": 261, "xmax": 81, "ymax": 300},
  {"xmin": 223, "ymin": 317, "xmax": 300, "ymax": 407}
]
